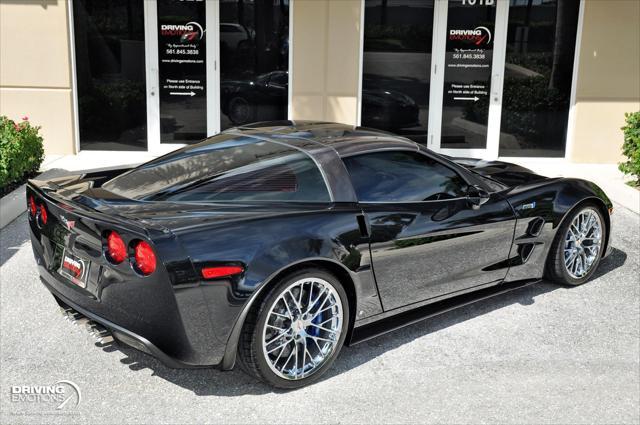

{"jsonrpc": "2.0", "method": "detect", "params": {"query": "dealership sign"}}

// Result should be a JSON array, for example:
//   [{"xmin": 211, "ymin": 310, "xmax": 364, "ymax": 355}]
[
  {"xmin": 442, "ymin": 0, "xmax": 495, "ymax": 111},
  {"xmin": 157, "ymin": 0, "xmax": 207, "ymax": 143},
  {"xmin": 449, "ymin": 27, "xmax": 492, "ymax": 46}
]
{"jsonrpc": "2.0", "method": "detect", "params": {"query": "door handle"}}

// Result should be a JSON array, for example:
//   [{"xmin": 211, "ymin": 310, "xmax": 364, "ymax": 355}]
[{"xmin": 491, "ymin": 73, "xmax": 501, "ymax": 101}]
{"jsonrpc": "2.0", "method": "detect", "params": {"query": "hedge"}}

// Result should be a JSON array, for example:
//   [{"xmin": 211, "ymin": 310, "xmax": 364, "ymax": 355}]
[
  {"xmin": 0, "ymin": 116, "xmax": 45, "ymax": 191},
  {"xmin": 620, "ymin": 111, "xmax": 640, "ymax": 186}
]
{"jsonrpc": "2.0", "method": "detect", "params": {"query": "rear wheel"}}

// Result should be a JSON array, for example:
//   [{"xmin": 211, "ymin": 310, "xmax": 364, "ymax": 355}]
[
  {"xmin": 547, "ymin": 204, "xmax": 606, "ymax": 285},
  {"xmin": 238, "ymin": 268, "xmax": 349, "ymax": 389}
]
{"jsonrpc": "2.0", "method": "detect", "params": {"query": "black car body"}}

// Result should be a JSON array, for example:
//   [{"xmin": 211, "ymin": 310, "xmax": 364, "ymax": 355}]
[{"xmin": 27, "ymin": 121, "xmax": 613, "ymax": 386}]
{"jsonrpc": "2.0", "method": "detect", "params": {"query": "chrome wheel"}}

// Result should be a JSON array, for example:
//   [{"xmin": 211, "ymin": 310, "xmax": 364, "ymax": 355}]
[
  {"xmin": 564, "ymin": 207, "xmax": 602, "ymax": 279},
  {"xmin": 261, "ymin": 277, "xmax": 343, "ymax": 381}
]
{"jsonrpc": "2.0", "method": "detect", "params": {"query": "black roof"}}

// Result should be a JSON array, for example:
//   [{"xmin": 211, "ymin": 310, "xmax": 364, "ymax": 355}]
[{"xmin": 226, "ymin": 120, "xmax": 418, "ymax": 157}]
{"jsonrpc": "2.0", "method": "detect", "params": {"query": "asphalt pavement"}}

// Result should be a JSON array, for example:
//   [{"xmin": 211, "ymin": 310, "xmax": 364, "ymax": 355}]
[{"xmin": 1, "ymin": 205, "xmax": 638, "ymax": 424}]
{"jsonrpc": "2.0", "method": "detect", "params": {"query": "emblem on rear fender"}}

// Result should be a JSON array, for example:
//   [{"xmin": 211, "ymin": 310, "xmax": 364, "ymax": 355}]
[{"xmin": 60, "ymin": 216, "xmax": 75, "ymax": 230}]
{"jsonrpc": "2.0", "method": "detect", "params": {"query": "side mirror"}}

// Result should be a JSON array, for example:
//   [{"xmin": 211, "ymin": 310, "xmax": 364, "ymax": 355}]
[{"xmin": 467, "ymin": 185, "xmax": 490, "ymax": 209}]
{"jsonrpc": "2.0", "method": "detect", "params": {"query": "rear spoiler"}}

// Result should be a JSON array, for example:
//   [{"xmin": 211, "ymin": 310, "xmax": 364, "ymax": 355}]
[{"xmin": 27, "ymin": 179, "xmax": 162, "ymax": 237}]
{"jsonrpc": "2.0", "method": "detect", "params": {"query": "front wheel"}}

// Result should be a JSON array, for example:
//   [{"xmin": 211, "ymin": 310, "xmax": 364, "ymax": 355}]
[
  {"xmin": 238, "ymin": 268, "xmax": 349, "ymax": 389},
  {"xmin": 546, "ymin": 204, "xmax": 606, "ymax": 285},
  {"xmin": 227, "ymin": 96, "xmax": 256, "ymax": 125}
]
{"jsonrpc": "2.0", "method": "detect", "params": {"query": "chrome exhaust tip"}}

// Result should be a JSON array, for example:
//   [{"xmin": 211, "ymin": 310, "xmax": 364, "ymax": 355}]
[
  {"xmin": 74, "ymin": 317, "xmax": 90, "ymax": 326},
  {"xmin": 85, "ymin": 321, "xmax": 113, "ymax": 344},
  {"xmin": 59, "ymin": 307, "xmax": 114, "ymax": 344},
  {"xmin": 60, "ymin": 307, "xmax": 73, "ymax": 320},
  {"xmin": 98, "ymin": 335, "xmax": 114, "ymax": 344},
  {"xmin": 67, "ymin": 311, "xmax": 83, "ymax": 323}
]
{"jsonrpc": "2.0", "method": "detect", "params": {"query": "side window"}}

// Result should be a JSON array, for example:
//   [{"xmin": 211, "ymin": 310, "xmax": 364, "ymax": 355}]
[
  {"xmin": 342, "ymin": 151, "xmax": 468, "ymax": 202},
  {"xmin": 163, "ymin": 153, "xmax": 331, "ymax": 203}
]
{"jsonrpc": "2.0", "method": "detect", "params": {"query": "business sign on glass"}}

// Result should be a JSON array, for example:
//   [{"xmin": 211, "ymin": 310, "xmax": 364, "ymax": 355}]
[
  {"xmin": 441, "ymin": 0, "xmax": 496, "ymax": 149},
  {"xmin": 157, "ymin": 0, "xmax": 207, "ymax": 144}
]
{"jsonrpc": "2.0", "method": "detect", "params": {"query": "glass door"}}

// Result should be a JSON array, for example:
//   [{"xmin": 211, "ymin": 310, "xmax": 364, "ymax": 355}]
[
  {"xmin": 360, "ymin": 0, "xmax": 436, "ymax": 145},
  {"xmin": 72, "ymin": 0, "xmax": 149, "ymax": 151},
  {"xmin": 144, "ymin": 0, "xmax": 219, "ymax": 153},
  {"xmin": 499, "ymin": 0, "xmax": 581, "ymax": 158},
  {"xmin": 429, "ymin": 0, "xmax": 508, "ymax": 159},
  {"xmin": 142, "ymin": 0, "xmax": 290, "ymax": 154},
  {"xmin": 219, "ymin": 0, "xmax": 291, "ymax": 130}
]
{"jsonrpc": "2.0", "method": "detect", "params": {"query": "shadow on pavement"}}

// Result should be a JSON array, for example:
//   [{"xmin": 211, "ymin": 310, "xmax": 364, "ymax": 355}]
[
  {"xmin": 590, "ymin": 247, "xmax": 627, "ymax": 281},
  {"xmin": 95, "ymin": 246, "xmax": 626, "ymax": 396},
  {"xmin": 0, "ymin": 214, "xmax": 30, "ymax": 268}
]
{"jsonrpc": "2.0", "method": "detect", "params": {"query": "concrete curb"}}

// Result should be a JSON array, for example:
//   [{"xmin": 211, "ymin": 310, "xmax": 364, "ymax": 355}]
[{"xmin": 0, "ymin": 182, "xmax": 27, "ymax": 229}]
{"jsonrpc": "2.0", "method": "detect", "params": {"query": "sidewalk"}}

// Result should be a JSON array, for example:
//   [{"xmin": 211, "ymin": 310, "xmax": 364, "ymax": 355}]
[{"xmin": 41, "ymin": 151, "xmax": 158, "ymax": 172}]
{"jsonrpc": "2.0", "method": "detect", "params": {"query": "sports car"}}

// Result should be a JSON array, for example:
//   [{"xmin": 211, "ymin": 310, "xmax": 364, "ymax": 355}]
[{"xmin": 27, "ymin": 121, "xmax": 613, "ymax": 388}]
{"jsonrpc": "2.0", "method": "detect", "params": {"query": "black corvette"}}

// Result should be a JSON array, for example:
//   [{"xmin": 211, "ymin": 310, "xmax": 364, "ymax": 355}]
[{"xmin": 27, "ymin": 121, "xmax": 612, "ymax": 388}]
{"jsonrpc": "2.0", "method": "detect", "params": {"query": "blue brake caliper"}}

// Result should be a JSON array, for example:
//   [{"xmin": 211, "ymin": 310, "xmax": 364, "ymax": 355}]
[
  {"xmin": 309, "ymin": 311, "xmax": 322, "ymax": 337},
  {"xmin": 308, "ymin": 287, "xmax": 322, "ymax": 337}
]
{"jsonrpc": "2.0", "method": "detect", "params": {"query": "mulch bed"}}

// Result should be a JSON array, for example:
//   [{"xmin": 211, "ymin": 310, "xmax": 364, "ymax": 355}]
[{"xmin": 0, "ymin": 171, "xmax": 39, "ymax": 199}]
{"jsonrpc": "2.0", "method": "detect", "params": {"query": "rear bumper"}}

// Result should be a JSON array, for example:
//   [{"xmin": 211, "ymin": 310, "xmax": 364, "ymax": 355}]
[
  {"xmin": 27, "ymin": 181, "xmax": 253, "ymax": 371},
  {"xmin": 39, "ymin": 269, "xmax": 215, "ymax": 369}
]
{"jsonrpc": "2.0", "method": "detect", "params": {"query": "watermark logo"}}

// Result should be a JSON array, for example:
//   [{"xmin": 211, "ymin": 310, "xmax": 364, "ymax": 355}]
[{"xmin": 10, "ymin": 380, "xmax": 81, "ymax": 410}]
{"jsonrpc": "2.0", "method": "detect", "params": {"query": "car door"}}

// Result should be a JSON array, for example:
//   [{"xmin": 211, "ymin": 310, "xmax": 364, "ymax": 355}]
[{"xmin": 342, "ymin": 150, "xmax": 516, "ymax": 311}]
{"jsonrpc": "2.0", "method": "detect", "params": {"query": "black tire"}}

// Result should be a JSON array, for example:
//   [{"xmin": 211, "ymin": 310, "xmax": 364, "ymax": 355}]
[
  {"xmin": 228, "ymin": 96, "xmax": 256, "ymax": 125},
  {"xmin": 546, "ymin": 203, "xmax": 606, "ymax": 286},
  {"xmin": 238, "ymin": 268, "xmax": 349, "ymax": 389}
]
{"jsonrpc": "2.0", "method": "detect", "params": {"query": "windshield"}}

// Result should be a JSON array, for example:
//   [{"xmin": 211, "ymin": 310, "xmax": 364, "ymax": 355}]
[{"xmin": 103, "ymin": 134, "xmax": 331, "ymax": 202}]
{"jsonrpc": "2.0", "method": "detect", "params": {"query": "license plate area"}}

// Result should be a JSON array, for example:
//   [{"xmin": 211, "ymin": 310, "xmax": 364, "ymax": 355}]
[{"xmin": 58, "ymin": 249, "xmax": 91, "ymax": 289}]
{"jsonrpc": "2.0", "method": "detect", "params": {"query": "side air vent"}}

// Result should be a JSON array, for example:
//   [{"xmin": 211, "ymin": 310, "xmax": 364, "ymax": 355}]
[
  {"xmin": 527, "ymin": 217, "xmax": 545, "ymax": 236},
  {"xmin": 518, "ymin": 243, "xmax": 535, "ymax": 263}
]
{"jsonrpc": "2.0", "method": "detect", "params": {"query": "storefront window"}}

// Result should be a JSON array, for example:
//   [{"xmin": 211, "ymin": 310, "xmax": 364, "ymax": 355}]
[
  {"xmin": 499, "ymin": 0, "xmax": 580, "ymax": 157},
  {"xmin": 220, "ymin": 0, "xmax": 290, "ymax": 130},
  {"xmin": 73, "ymin": 0, "xmax": 147, "ymax": 151},
  {"xmin": 361, "ymin": 0, "xmax": 435, "ymax": 144}
]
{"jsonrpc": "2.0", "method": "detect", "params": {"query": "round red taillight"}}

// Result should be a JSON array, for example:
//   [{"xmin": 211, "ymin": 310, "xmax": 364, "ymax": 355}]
[
  {"xmin": 28, "ymin": 196, "xmax": 37, "ymax": 217},
  {"xmin": 38, "ymin": 203, "xmax": 47, "ymax": 225},
  {"xmin": 106, "ymin": 231, "xmax": 127, "ymax": 264},
  {"xmin": 133, "ymin": 240, "xmax": 156, "ymax": 276}
]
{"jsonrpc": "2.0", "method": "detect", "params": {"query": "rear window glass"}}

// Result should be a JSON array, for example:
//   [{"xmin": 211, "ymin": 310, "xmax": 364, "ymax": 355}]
[{"xmin": 103, "ymin": 135, "xmax": 331, "ymax": 202}]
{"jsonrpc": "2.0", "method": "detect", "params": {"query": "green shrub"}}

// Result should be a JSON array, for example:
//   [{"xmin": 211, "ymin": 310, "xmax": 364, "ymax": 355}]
[
  {"xmin": 619, "ymin": 111, "xmax": 640, "ymax": 185},
  {"xmin": 0, "ymin": 116, "xmax": 45, "ymax": 190}
]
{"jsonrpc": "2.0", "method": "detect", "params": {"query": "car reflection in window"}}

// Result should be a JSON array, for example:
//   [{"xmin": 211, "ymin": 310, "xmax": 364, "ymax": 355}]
[{"xmin": 221, "ymin": 71, "xmax": 421, "ymax": 132}]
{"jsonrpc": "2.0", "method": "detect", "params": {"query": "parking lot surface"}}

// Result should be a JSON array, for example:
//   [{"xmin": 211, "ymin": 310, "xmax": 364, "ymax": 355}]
[{"xmin": 1, "ymin": 205, "xmax": 638, "ymax": 424}]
